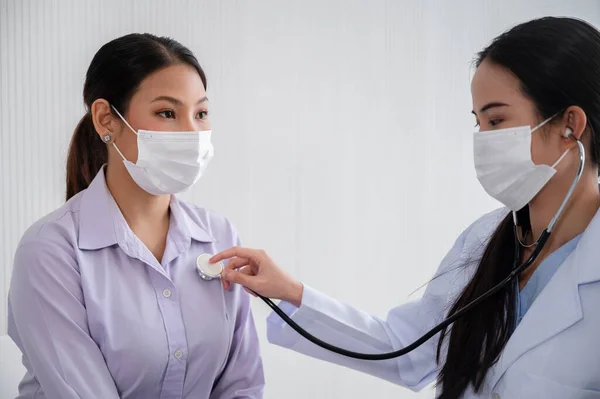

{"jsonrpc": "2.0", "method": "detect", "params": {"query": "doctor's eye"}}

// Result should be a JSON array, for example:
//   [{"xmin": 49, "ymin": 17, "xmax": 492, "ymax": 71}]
[
  {"xmin": 157, "ymin": 110, "xmax": 176, "ymax": 119},
  {"xmin": 489, "ymin": 119, "xmax": 503, "ymax": 127},
  {"xmin": 196, "ymin": 110, "xmax": 209, "ymax": 120}
]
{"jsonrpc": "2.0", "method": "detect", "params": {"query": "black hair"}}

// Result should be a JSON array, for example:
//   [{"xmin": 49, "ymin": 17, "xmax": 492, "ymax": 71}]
[
  {"xmin": 436, "ymin": 17, "xmax": 600, "ymax": 398},
  {"xmin": 65, "ymin": 33, "xmax": 206, "ymax": 200}
]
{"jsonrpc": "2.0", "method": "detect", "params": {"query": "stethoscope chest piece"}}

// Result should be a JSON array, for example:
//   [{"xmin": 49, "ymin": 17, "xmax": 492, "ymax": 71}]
[{"xmin": 196, "ymin": 253, "xmax": 224, "ymax": 280}]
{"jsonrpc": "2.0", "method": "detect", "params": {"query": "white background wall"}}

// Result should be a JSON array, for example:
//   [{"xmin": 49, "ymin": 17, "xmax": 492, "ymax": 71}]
[{"xmin": 1, "ymin": 1, "xmax": 599, "ymax": 398}]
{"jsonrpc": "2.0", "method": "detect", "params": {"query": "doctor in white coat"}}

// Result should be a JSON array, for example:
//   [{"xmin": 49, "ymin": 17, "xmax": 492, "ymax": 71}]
[{"xmin": 212, "ymin": 17, "xmax": 600, "ymax": 398}]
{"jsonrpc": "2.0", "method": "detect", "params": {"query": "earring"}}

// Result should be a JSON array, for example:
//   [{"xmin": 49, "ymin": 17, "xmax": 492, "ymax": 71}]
[{"xmin": 102, "ymin": 134, "xmax": 112, "ymax": 143}]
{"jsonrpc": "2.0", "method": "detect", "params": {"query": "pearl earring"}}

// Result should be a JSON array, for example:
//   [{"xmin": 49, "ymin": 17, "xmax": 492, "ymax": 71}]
[{"xmin": 102, "ymin": 134, "xmax": 112, "ymax": 143}]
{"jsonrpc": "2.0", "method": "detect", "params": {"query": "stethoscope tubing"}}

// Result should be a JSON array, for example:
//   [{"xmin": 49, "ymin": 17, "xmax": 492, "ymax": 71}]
[{"xmin": 254, "ymin": 139, "xmax": 584, "ymax": 360}]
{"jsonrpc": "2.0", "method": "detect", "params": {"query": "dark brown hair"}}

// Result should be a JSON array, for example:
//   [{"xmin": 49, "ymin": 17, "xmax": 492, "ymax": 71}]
[
  {"xmin": 436, "ymin": 17, "xmax": 600, "ymax": 398},
  {"xmin": 65, "ymin": 33, "xmax": 207, "ymax": 200}
]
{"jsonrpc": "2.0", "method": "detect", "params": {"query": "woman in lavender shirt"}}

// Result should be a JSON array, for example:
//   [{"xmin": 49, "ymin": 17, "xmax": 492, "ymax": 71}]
[{"xmin": 7, "ymin": 34, "xmax": 264, "ymax": 399}]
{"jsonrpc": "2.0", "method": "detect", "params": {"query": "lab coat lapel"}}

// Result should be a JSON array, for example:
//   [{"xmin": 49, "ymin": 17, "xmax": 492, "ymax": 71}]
[
  {"xmin": 488, "ymin": 207, "xmax": 600, "ymax": 390},
  {"xmin": 487, "ymin": 254, "xmax": 582, "ymax": 390},
  {"xmin": 574, "ymin": 207, "xmax": 600, "ymax": 286}
]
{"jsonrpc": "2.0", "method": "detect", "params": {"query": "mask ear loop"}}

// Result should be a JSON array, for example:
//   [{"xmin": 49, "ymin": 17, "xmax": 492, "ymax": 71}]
[
  {"xmin": 531, "ymin": 112, "xmax": 561, "ymax": 133},
  {"xmin": 110, "ymin": 105, "xmax": 138, "ymax": 135},
  {"xmin": 109, "ymin": 105, "xmax": 138, "ymax": 162},
  {"xmin": 552, "ymin": 147, "xmax": 572, "ymax": 168}
]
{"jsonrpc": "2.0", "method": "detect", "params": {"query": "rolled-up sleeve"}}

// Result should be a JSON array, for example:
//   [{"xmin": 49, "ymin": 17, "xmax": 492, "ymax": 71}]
[{"xmin": 7, "ymin": 239, "xmax": 120, "ymax": 399}]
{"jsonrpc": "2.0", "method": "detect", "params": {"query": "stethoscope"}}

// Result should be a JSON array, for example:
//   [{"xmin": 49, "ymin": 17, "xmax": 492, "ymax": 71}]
[
  {"xmin": 196, "ymin": 139, "xmax": 585, "ymax": 360},
  {"xmin": 196, "ymin": 253, "xmax": 225, "ymax": 280}
]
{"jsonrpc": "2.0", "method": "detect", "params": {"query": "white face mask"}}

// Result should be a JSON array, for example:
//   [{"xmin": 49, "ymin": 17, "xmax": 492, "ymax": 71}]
[
  {"xmin": 473, "ymin": 116, "xmax": 570, "ymax": 211},
  {"xmin": 110, "ymin": 105, "xmax": 214, "ymax": 196}
]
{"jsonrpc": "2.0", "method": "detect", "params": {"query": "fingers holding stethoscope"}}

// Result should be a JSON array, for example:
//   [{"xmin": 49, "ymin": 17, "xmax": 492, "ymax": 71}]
[
  {"xmin": 226, "ymin": 266, "xmax": 258, "ymax": 296},
  {"xmin": 221, "ymin": 258, "xmax": 256, "ymax": 292},
  {"xmin": 210, "ymin": 247, "xmax": 304, "ymax": 306},
  {"xmin": 210, "ymin": 246, "xmax": 268, "ymax": 266}
]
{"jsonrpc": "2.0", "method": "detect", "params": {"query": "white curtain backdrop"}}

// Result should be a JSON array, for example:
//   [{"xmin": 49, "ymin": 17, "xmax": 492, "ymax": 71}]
[{"xmin": 1, "ymin": 1, "xmax": 598, "ymax": 397}]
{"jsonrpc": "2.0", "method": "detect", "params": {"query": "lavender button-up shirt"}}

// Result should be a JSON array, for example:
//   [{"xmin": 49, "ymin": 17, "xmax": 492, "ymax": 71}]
[{"xmin": 7, "ymin": 168, "xmax": 264, "ymax": 399}]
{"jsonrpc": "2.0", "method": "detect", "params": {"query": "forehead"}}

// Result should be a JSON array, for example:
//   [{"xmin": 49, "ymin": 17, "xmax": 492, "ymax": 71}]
[
  {"xmin": 135, "ymin": 64, "xmax": 206, "ymax": 100},
  {"xmin": 471, "ymin": 59, "xmax": 523, "ymax": 110}
]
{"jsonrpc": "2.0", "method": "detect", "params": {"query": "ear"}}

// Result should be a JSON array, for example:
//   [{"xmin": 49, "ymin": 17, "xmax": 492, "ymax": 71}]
[
  {"xmin": 562, "ymin": 105, "xmax": 587, "ymax": 141},
  {"xmin": 90, "ymin": 99, "xmax": 123, "ymax": 142}
]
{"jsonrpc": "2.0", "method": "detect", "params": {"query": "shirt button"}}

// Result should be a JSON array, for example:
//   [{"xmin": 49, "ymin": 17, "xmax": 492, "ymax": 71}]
[
  {"xmin": 174, "ymin": 350, "xmax": 183, "ymax": 359},
  {"xmin": 162, "ymin": 289, "xmax": 172, "ymax": 298}
]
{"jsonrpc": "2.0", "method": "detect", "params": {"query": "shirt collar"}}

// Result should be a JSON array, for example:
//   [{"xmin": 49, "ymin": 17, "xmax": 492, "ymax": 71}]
[
  {"xmin": 168, "ymin": 195, "xmax": 215, "ymax": 244},
  {"xmin": 78, "ymin": 167, "xmax": 214, "ymax": 250},
  {"xmin": 78, "ymin": 167, "xmax": 121, "ymax": 250}
]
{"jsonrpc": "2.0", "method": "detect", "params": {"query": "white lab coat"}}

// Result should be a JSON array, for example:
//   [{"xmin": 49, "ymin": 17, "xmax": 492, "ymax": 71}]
[{"xmin": 266, "ymin": 207, "xmax": 600, "ymax": 398}]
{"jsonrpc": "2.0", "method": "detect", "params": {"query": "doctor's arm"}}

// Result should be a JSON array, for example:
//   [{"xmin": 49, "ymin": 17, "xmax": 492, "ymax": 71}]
[
  {"xmin": 7, "ymin": 239, "xmax": 121, "ymax": 399},
  {"xmin": 212, "ymin": 228, "xmax": 472, "ymax": 391}
]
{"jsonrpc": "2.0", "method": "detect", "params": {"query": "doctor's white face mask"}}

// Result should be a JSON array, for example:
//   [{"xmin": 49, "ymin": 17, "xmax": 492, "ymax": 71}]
[
  {"xmin": 110, "ymin": 105, "xmax": 214, "ymax": 196},
  {"xmin": 473, "ymin": 115, "xmax": 570, "ymax": 211}
]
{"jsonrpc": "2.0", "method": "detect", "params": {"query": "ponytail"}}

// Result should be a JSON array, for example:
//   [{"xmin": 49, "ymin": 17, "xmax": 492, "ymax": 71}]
[
  {"xmin": 436, "ymin": 208, "xmax": 529, "ymax": 398},
  {"xmin": 65, "ymin": 113, "xmax": 107, "ymax": 201}
]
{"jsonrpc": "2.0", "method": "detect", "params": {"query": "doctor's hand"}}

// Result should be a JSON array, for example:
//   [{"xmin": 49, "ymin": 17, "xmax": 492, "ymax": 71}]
[{"xmin": 210, "ymin": 247, "xmax": 304, "ymax": 307}]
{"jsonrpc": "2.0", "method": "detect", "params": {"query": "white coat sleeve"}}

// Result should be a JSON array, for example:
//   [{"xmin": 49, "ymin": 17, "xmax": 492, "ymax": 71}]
[{"xmin": 266, "ymin": 226, "xmax": 476, "ymax": 392}]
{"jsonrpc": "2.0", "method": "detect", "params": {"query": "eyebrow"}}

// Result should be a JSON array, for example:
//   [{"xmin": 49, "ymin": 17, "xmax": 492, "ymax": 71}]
[
  {"xmin": 471, "ymin": 102, "xmax": 509, "ymax": 115},
  {"xmin": 151, "ymin": 96, "xmax": 209, "ymax": 105}
]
